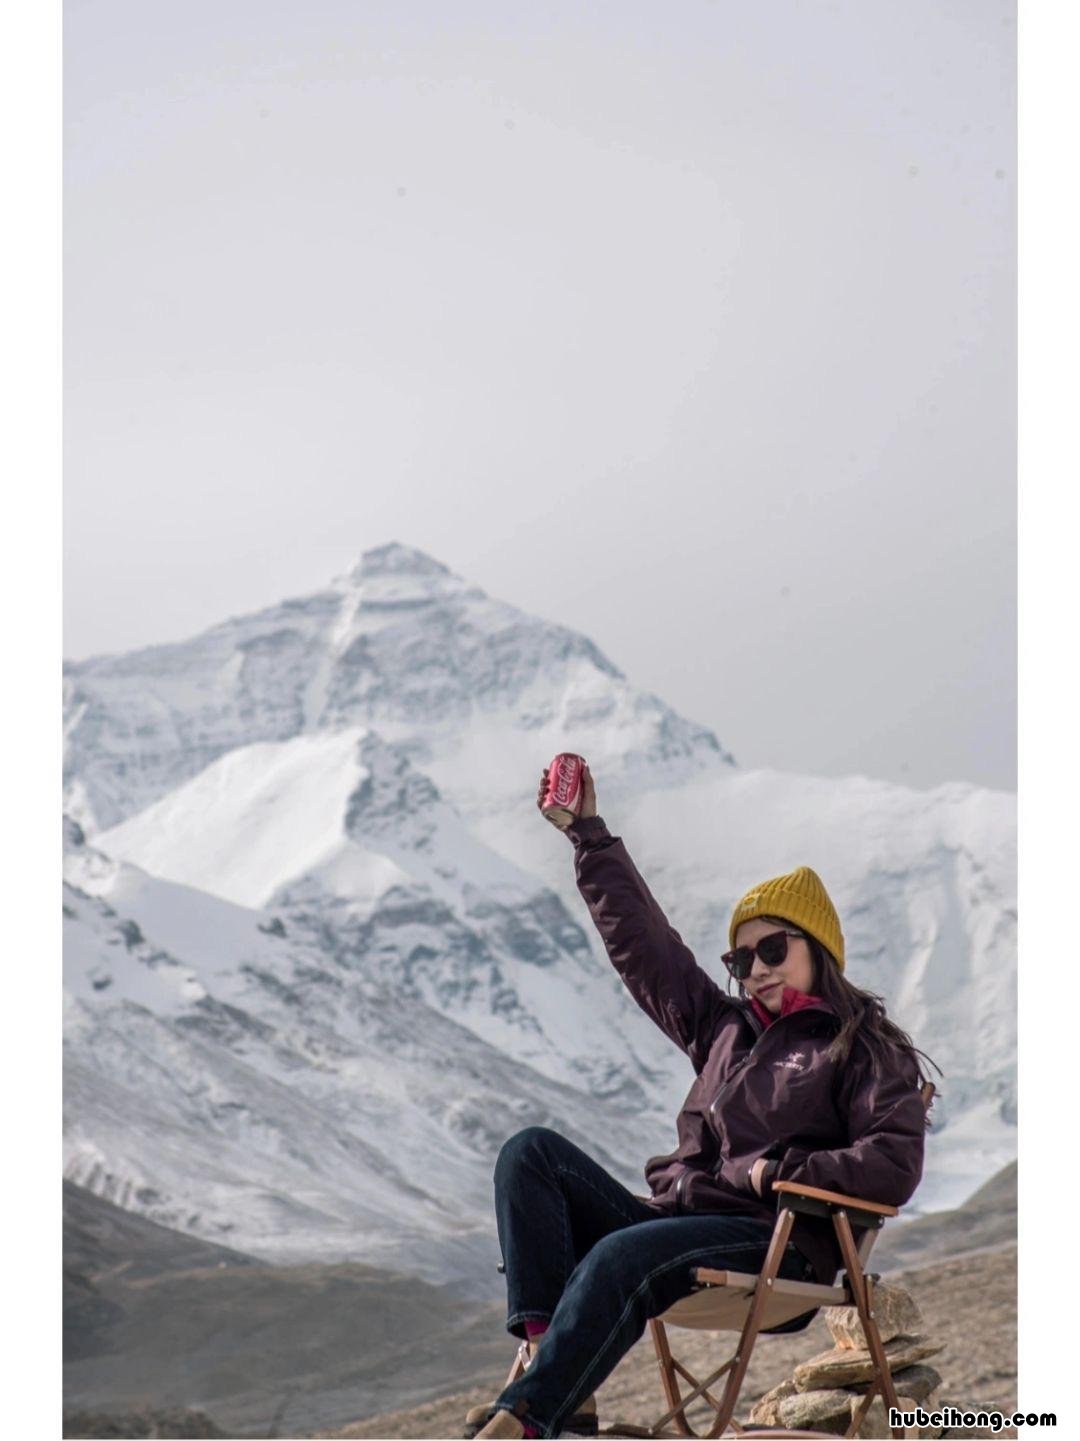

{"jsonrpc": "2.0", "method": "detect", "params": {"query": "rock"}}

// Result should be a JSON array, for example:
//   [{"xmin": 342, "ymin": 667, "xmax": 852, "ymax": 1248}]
[
  {"xmin": 793, "ymin": 1334, "xmax": 945, "ymax": 1390},
  {"xmin": 747, "ymin": 1376, "xmax": 798, "ymax": 1425},
  {"xmin": 931, "ymin": 1399, "xmax": 1008, "ymax": 1439},
  {"xmin": 826, "ymin": 1283, "xmax": 924, "ymax": 1348},
  {"xmin": 851, "ymin": 1393, "xmax": 943, "ymax": 1438},
  {"xmin": 848, "ymin": 1363, "xmax": 942, "ymax": 1403},
  {"xmin": 777, "ymin": 1387, "xmax": 854, "ymax": 1431}
]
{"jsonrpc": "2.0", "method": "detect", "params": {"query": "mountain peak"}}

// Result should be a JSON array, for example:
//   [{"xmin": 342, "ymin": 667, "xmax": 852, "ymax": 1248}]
[
  {"xmin": 342, "ymin": 544, "xmax": 454, "ymax": 585},
  {"xmin": 64, "ymin": 541, "xmax": 728, "ymax": 831},
  {"xmin": 333, "ymin": 542, "xmax": 486, "ymax": 613}
]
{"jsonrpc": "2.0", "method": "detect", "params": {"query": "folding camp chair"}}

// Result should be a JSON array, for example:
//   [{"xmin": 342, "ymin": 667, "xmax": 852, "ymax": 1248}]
[
  {"xmin": 614, "ymin": 1080, "xmax": 938, "ymax": 1440},
  {"xmin": 497, "ymin": 1082, "xmax": 935, "ymax": 1439}
]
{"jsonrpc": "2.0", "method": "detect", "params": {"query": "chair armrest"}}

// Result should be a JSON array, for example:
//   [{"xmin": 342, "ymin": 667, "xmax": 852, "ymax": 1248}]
[{"xmin": 772, "ymin": 1180, "xmax": 898, "ymax": 1217}]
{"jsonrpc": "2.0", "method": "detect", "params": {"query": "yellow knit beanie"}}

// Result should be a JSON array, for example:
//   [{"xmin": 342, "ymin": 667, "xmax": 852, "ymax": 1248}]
[{"xmin": 729, "ymin": 865, "xmax": 846, "ymax": 972}]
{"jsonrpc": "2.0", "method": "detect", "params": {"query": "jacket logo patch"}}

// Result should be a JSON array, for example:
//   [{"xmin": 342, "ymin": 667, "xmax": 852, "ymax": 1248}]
[{"xmin": 778, "ymin": 1051, "xmax": 808, "ymax": 1072}]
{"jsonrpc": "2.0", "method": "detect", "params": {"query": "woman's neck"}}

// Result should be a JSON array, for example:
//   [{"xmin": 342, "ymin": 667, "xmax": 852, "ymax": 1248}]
[{"xmin": 749, "ymin": 984, "xmax": 824, "ymax": 1029}]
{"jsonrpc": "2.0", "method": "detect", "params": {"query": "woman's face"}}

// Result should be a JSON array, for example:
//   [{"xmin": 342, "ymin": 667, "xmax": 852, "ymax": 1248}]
[{"xmin": 734, "ymin": 917, "xmax": 815, "ymax": 1013}]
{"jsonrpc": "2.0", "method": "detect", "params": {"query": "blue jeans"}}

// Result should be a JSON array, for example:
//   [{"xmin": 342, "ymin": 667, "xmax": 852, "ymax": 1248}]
[{"xmin": 493, "ymin": 1127, "xmax": 814, "ymax": 1438}]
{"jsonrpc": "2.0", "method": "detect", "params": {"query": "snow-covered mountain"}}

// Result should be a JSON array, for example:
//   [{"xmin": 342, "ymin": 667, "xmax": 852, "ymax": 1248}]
[
  {"xmin": 63, "ymin": 818, "xmax": 654, "ymax": 1292},
  {"xmin": 63, "ymin": 543, "xmax": 1016, "ymax": 1281},
  {"xmin": 63, "ymin": 544, "xmax": 726, "ymax": 836}
]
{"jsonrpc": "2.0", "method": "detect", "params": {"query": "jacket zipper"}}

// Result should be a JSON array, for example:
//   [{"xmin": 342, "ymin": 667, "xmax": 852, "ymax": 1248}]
[
  {"xmin": 677, "ymin": 1006, "xmax": 835, "ymax": 1209},
  {"xmin": 706, "ymin": 1009, "xmax": 775, "ymax": 1130},
  {"xmin": 707, "ymin": 1008, "xmax": 832, "ymax": 1132}
]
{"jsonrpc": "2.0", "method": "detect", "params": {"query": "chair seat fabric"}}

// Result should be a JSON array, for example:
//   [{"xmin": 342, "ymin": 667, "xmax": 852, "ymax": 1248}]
[{"xmin": 660, "ymin": 1268, "xmax": 848, "ymax": 1332}]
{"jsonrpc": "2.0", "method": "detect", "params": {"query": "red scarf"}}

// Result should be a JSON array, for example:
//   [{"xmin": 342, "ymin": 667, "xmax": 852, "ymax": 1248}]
[{"xmin": 749, "ymin": 985, "xmax": 825, "ymax": 1029}]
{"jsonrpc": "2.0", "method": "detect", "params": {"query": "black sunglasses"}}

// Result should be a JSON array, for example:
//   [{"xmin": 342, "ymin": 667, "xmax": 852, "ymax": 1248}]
[{"xmin": 721, "ymin": 929, "xmax": 805, "ymax": 982}]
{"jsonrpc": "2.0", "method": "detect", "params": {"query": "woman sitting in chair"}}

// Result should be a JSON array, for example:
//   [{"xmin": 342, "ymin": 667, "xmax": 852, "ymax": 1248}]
[{"xmin": 467, "ymin": 763, "xmax": 939, "ymax": 1440}]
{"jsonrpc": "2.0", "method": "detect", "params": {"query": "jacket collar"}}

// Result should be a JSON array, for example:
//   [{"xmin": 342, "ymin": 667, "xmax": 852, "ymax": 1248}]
[{"xmin": 747, "ymin": 986, "xmax": 838, "ymax": 1030}]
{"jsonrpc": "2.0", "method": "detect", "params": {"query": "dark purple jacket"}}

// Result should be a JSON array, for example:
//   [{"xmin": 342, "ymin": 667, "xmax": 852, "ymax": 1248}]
[{"xmin": 565, "ymin": 814, "xmax": 927, "ymax": 1285}]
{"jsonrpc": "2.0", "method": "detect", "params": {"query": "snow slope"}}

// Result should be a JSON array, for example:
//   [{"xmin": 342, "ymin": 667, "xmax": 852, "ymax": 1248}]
[
  {"xmin": 63, "ymin": 823, "xmax": 656, "ymax": 1289},
  {"xmin": 92, "ymin": 729, "xmax": 654, "ymax": 1103}
]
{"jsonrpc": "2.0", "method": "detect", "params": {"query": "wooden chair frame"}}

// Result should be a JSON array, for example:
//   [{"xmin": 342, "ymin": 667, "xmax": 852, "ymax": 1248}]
[{"xmin": 619, "ymin": 1081, "xmax": 937, "ymax": 1440}]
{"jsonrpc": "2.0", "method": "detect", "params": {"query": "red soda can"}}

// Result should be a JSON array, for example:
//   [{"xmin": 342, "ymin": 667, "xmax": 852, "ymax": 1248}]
[{"xmin": 541, "ymin": 753, "xmax": 586, "ymax": 827}]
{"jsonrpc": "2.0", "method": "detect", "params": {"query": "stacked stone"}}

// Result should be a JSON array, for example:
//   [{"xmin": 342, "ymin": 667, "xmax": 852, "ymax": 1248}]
[{"xmin": 747, "ymin": 1283, "xmax": 946, "ymax": 1439}]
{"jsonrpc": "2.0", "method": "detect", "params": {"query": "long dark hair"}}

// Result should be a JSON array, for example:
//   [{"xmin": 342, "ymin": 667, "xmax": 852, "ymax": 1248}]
[{"xmin": 733, "ymin": 914, "xmax": 943, "ymax": 1104}]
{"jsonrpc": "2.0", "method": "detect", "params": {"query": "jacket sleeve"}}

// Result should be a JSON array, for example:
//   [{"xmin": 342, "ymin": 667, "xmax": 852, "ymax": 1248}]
[
  {"xmin": 564, "ymin": 814, "xmax": 732, "ymax": 1072},
  {"xmin": 771, "ymin": 1040, "xmax": 926, "ymax": 1206}
]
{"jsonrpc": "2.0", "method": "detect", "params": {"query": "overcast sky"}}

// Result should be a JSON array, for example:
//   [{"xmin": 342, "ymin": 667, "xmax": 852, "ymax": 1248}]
[{"xmin": 64, "ymin": 0, "xmax": 1015, "ymax": 793}]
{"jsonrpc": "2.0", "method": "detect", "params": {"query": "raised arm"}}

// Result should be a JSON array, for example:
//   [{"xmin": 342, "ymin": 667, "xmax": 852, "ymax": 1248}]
[{"xmin": 538, "ymin": 765, "xmax": 730, "ymax": 1072}]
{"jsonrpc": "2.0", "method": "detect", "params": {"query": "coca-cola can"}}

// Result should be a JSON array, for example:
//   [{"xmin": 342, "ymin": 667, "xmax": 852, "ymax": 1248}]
[{"xmin": 541, "ymin": 753, "xmax": 586, "ymax": 827}]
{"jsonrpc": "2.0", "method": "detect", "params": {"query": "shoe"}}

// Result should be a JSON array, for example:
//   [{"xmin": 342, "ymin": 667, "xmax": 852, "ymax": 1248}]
[
  {"xmin": 462, "ymin": 1339, "xmax": 598, "ymax": 1438},
  {"xmin": 463, "ymin": 1404, "xmax": 505, "ymax": 1439},
  {"xmin": 464, "ymin": 1399, "xmax": 597, "ymax": 1438},
  {"xmin": 472, "ymin": 1409, "xmax": 526, "ymax": 1438}
]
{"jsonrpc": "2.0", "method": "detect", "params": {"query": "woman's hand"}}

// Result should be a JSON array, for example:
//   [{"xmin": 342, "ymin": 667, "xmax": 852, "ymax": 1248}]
[{"xmin": 536, "ymin": 762, "xmax": 598, "ymax": 828}]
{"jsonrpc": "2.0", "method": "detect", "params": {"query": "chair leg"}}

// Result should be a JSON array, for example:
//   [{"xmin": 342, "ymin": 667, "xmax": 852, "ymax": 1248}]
[
  {"xmin": 701, "ymin": 1205, "xmax": 798, "ymax": 1439},
  {"xmin": 645, "ymin": 1206, "xmax": 820, "ymax": 1439},
  {"xmin": 645, "ymin": 1323, "xmax": 741, "ymax": 1438},
  {"xmin": 650, "ymin": 1319, "xmax": 696, "ymax": 1437},
  {"xmin": 833, "ymin": 1210, "xmax": 903, "ymax": 1440},
  {"xmin": 847, "ymin": 1378, "xmax": 882, "ymax": 1437}
]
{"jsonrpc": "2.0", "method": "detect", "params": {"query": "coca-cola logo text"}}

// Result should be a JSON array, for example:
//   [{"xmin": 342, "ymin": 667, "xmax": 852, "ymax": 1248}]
[{"xmin": 551, "ymin": 755, "xmax": 579, "ymax": 804}]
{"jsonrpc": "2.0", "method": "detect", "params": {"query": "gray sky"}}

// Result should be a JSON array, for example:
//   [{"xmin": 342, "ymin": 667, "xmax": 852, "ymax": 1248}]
[{"xmin": 64, "ymin": 0, "xmax": 1015, "ymax": 793}]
